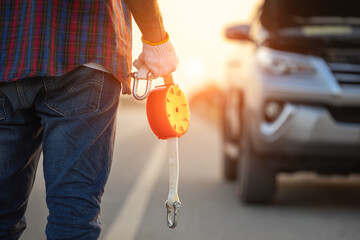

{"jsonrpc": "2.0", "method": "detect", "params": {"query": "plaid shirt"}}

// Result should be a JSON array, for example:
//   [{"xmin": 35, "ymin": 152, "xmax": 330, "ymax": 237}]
[{"xmin": 0, "ymin": 0, "xmax": 132, "ymax": 87}]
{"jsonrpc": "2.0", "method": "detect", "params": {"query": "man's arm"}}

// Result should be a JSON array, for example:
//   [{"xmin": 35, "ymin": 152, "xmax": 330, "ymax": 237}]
[
  {"xmin": 124, "ymin": 0, "xmax": 178, "ymax": 79},
  {"xmin": 124, "ymin": 0, "xmax": 167, "ymax": 42}
]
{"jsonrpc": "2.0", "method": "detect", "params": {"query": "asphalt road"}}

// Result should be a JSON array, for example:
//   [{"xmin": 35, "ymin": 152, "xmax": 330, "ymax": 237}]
[{"xmin": 22, "ymin": 104, "xmax": 360, "ymax": 240}]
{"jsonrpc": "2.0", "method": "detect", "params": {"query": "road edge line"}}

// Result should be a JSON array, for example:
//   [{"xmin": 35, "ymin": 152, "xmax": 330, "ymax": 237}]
[{"xmin": 104, "ymin": 141, "xmax": 167, "ymax": 240}]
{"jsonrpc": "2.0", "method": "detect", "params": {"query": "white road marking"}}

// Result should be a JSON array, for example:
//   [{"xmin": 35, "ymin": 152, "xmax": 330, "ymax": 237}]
[{"xmin": 104, "ymin": 141, "xmax": 167, "ymax": 240}]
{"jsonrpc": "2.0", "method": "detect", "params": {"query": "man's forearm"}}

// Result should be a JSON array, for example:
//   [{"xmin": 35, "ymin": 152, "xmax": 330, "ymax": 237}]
[
  {"xmin": 124, "ymin": 0, "xmax": 167, "ymax": 42},
  {"xmin": 126, "ymin": 0, "xmax": 178, "ymax": 79}
]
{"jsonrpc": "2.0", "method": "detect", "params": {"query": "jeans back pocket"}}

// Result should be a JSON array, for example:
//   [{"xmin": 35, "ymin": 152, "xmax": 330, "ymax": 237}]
[{"xmin": 44, "ymin": 67, "xmax": 104, "ymax": 117}]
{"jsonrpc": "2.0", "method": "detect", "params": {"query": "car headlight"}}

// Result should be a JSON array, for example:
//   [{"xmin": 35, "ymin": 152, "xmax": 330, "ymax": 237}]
[{"xmin": 256, "ymin": 47, "xmax": 316, "ymax": 75}]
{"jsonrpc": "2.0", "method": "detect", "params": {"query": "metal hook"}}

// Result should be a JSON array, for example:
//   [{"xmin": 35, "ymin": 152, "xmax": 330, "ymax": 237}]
[
  {"xmin": 129, "ymin": 71, "xmax": 153, "ymax": 101},
  {"xmin": 166, "ymin": 201, "xmax": 181, "ymax": 229}
]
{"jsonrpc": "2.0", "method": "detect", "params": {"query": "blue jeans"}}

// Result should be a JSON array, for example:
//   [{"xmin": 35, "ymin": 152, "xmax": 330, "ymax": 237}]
[{"xmin": 0, "ymin": 66, "xmax": 121, "ymax": 240}]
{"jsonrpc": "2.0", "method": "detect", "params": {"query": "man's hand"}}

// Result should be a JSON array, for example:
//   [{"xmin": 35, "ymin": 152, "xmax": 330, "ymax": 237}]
[
  {"xmin": 133, "ymin": 34, "xmax": 178, "ymax": 78},
  {"xmin": 125, "ymin": 0, "xmax": 178, "ymax": 78}
]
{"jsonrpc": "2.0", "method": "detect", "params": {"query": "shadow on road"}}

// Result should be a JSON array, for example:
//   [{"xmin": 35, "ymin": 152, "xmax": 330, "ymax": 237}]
[{"xmin": 274, "ymin": 173, "xmax": 360, "ymax": 210}]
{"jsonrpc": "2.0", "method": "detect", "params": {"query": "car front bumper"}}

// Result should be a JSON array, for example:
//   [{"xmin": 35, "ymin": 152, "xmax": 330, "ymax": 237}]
[
  {"xmin": 246, "ymin": 55, "xmax": 360, "ymax": 158},
  {"xmin": 248, "ymin": 102, "xmax": 360, "ymax": 158}
]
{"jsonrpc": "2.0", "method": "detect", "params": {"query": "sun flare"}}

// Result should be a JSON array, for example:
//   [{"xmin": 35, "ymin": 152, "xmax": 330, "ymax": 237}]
[{"xmin": 182, "ymin": 57, "xmax": 205, "ymax": 80}]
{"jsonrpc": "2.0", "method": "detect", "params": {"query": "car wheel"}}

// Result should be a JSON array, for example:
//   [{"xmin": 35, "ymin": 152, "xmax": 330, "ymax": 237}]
[
  {"xmin": 223, "ymin": 150, "xmax": 238, "ymax": 181},
  {"xmin": 237, "ymin": 135, "xmax": 276, "ymax": 204},
  {"xmin": 221, "ymin": 89, "xmax": 242, "ymax": 181}
]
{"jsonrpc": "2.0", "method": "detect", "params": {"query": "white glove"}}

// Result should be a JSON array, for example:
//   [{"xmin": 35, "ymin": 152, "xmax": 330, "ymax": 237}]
[{"xmin": 134, "ymin": 33, "xmax": 179, "ymax": 78}]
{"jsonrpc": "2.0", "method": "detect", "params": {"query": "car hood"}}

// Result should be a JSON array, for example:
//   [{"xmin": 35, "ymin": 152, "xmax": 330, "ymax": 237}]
[
  {"xmin": 263, "ymin": 25, "xmax": 360, "ymax": 57},
  {"xmin": 261, "ymin": 0, "xmax": 360, "ymax": 31}
]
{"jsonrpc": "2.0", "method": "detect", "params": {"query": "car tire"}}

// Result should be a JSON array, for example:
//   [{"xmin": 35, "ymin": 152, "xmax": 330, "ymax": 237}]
[
  {"xmin": 223, "ymin": 151, "xmax": 238, "ymax": 181},
  {"xmin": 237, "ymin": 133, "xmax": 276, "ymax": 204},
  {"xmin": 221, "ymin": 89, "xmax": 243, "ymax": 181}
]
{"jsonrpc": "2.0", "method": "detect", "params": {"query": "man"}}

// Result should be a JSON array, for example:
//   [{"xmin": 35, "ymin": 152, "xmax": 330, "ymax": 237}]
[{"xmin": 0, "ymin": 0, "xmax": 178, "ymax": 239}]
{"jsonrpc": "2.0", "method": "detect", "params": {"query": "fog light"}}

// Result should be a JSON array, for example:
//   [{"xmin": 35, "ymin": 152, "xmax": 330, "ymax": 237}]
[{"xmin": 264, "ymin": 101, "xmax": 283, "ymax": 122}]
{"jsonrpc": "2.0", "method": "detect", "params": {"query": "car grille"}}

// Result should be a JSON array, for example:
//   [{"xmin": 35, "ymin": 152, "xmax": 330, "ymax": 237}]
[
  {"xmin": 325, "ymin": 48, "xmax": 360, "ymax": 86},
  {"xmin": 326, "ymin": 105, "xmax": 360, "ymax": 124},
  {"xmin": 328, "ymin": 63, "xmax": 360, "ymax": 85},
  {"xmin": 323, "ymin": 49, "xmax": 360, "ymax": 123}
]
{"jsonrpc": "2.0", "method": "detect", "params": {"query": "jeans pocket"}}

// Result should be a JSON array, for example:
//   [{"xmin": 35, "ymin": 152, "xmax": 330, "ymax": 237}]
[
  {"xmin": 44, "ymin": 67, "xmax": 104, "ymax": 117},
  {"xmin": 0, "ymin": 90, "xmax": 6, "ymax": 120}
]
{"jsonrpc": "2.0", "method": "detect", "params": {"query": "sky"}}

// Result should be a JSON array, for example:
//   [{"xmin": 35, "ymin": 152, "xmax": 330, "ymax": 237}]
[{"xmin": 131, "ymin": 0, "xmax": 261, "ymax": 94}]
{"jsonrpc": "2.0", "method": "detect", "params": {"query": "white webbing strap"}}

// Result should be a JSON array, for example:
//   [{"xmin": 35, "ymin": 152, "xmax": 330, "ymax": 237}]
[
  {"xmin": 167, "ymin": 137, "xmax": 180, "ymax": 204},
  {"xmin": 166, "ymin": 137, "xmax": 180, "ymax": 228}
]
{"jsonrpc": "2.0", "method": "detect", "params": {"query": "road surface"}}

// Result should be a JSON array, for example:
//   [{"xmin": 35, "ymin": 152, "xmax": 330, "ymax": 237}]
[{"xmin": 22, "ymin": 104, "xmax": 360, "ymax": 240}]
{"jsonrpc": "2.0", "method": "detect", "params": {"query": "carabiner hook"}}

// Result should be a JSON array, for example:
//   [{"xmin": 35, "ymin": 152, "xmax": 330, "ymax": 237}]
[
  {"xmin": 129, "ymin": 71, "xmax": 152, "ymax": 101},
  {"xmin": 166, "ymin": 201, "xmax": 181, "ymax": 229}
]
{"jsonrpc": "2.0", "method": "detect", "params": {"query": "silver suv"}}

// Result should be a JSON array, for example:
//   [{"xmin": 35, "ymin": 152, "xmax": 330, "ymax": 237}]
[{"xmin": 222, "ymin": 0, "xmax": 360, "ymax": 204}]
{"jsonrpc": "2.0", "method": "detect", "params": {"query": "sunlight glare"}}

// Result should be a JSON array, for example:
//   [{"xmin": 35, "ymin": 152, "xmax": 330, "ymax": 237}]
[{"xmin": 183, "ymin": 57, "xmax": 205, "ymax": 80}]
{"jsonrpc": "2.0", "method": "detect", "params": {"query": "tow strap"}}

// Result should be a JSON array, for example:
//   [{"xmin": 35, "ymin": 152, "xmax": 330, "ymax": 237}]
[
  {"xmin": 166, "ymin": 137, "xmax": 181, "ymax": 228},
  {"xmin": 129, "ymin": 66, "xmax": 190, "ymax": 229}
]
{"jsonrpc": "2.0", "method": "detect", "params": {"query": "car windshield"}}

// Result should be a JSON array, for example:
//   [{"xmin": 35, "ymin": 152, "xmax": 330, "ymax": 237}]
[{"xmin": 261, "ymin": 0, "xmax": 360, "ymax": 30}]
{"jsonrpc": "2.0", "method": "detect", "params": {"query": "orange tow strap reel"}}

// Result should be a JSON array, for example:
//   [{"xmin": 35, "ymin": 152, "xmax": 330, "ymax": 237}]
[
  {"xmin": 129, "ymin": 68, "xmax": 190, "ymax": 139},
  {"xmin": 129, "ymin": 68, "xmax": 189, "ymax": 228},
  {"xmin": 146, "ymin": 83, "xmax": 190, "ymax": 140},
  {"xmin": 145, "ymin": 77, "xmax": 189, "ymax": 229}
]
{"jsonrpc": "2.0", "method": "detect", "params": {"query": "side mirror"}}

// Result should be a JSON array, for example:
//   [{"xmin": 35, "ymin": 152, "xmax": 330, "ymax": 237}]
[{"xmin": 225, "ymin": 24, "xmax": 254, "ymax": 43}]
